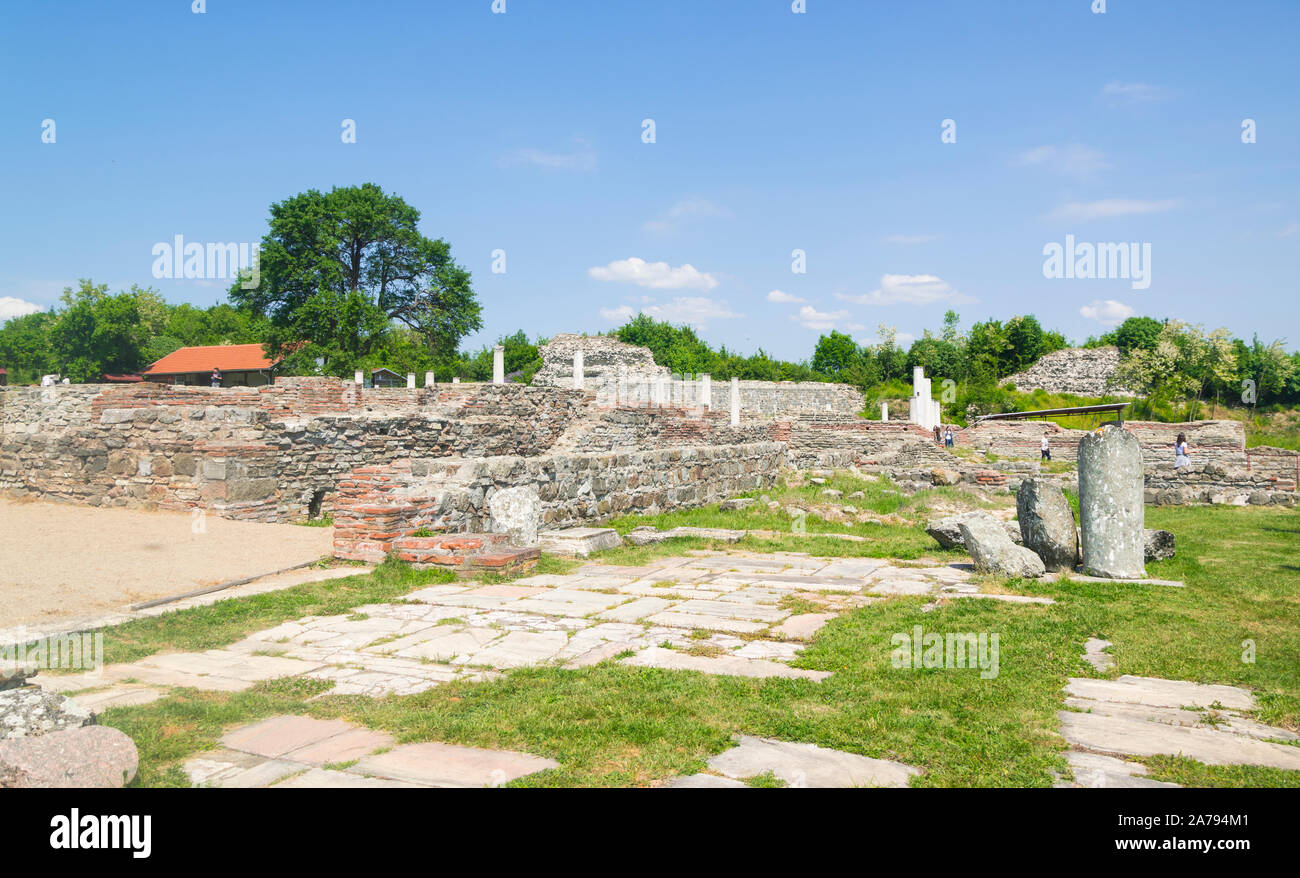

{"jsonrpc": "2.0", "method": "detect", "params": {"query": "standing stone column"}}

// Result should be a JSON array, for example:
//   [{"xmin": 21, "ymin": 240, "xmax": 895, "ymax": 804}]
[
  {"xmin": 406, "ymin": 373, "xmax": 415, "ymax": 389},
  {"xmin": 701, "ymin": 374, "xmax": 712, "ymax": 410},
  {"xmin": 354, "ymin": 370, "xmax": 364, "ymax": 385},
  {"xmin": 1079, "ymin": 424, "xmax": 1145, "ymax": 578},
  {"xmin": 573, "ymin": 350, "xmax": 584, "ymax": 390},
  {"xmin": 425, "ymin": 371, "xmax": 435, "ymax": 387},
  {"xmin": 730, "ymin": 377, "xmax": 740, "ymax": 426},
  {"xmin": 492, "ymin": 345, "xmax": 505, "ymax": 385},
  {"xmin": 880, "ymin": 402, "xmax": 888, "ymax": 421},
  {"xmin": 452, "ymin": 377, "xmax": 461, "ymax": 384}
]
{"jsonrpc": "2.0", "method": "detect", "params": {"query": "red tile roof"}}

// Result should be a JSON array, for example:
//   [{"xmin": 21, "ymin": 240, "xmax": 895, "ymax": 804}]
[
  {"xmin": 143, "ymin": 344, "xmax": 281, "ymax": 376},
  {"xmin": 102, "ymin": 373, "xmax": 144, "ymax": 383}
]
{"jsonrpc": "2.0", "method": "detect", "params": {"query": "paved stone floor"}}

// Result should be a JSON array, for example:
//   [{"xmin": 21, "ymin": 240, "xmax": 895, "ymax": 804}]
[
  {"xmin": 670, "ymin": 735, "xmax": 920, "ymax": 788},
  {"xmin": 184, "ymin": 714, "xmax": 558, "ymax": 788},
  {"xmin": 1057, "ymin": 641, "xmax": 1300, "ymax": 787},
  {"xmin": 44, "ymin": 551, "xmax": 996, "ymax": 704}
]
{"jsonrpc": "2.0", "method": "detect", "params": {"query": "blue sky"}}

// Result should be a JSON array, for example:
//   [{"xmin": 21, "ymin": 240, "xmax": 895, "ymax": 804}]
[{"xmin": 2, "ymin": 0, "xmax": 1297, "ymax": 359}]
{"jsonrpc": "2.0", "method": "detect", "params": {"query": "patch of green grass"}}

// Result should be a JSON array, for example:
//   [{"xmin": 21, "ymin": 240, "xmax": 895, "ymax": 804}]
[
  {"xmin": 743, "ymin": 771, "xmax": 787, "ymax": 788},
  {"xmin": 1142, "ymin": 755, "xmax": 1300, "ymax": 787},
  {"xmin": 295, "ymin": 515, "xmax": 334, "ymax": 528}
]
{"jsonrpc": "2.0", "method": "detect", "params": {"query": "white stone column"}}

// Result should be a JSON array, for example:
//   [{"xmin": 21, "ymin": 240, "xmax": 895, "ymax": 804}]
[
  {"xmin": 701, "ymin": 374, "xmax": 712, "ymax": 410},
  {"xmin": 881, "ymin": 402, "xmax": 888, "ymax": 422},
  {"xmin": 492, "ymin": 345, "xmax": 505, "ymax": 385},
  {"xmin": 354, "ymin": 370, "xmax": 364, "ymax": 385},
  {"xmin": 406, "ymin": 373, "xmax": 416, "ymax": 389},
  {"xmin": 573, "ymin": 350, "xmax": 584, "ymax": 390},
  {"xmin": 425, "ymin": 371, "xmax": 435, "ymax": 387},
  {"xmin": 452, "ymin": 377, "xmax": 461, "ymax": 384},
  {"xmin": 730, "ymin": 377, "xmax": 740, "ymax": 426}
]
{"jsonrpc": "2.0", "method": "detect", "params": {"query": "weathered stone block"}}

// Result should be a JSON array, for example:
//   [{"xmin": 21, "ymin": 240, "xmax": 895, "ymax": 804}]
[
  {"xmin": 1016, "ymin": 478, "xmax": 1078, "ymax": 572},
  {"xmin": 1079, "ymin": 425, "xmax": 1145, "ymax": 579}
]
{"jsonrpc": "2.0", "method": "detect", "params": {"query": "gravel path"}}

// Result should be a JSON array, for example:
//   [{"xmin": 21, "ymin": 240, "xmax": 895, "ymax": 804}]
[{"xmin": 0, "ymin": 499, "xmax": 334, "ymax": 628}]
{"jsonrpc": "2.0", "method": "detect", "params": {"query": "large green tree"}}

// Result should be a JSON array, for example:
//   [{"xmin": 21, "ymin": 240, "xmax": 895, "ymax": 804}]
[{"xmin": 231, "ymin": 183, "xmax": 482, "ymax": 374}]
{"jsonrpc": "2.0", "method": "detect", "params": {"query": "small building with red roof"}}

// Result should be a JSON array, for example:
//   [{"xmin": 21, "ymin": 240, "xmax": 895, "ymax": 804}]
[{"xmin": 142, "ymin": 343, "xmax": 283, "ymax": 387}]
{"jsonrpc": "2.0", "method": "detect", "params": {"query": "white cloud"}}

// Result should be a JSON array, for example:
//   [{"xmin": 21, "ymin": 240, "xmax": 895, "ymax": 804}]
[
  {"xmin": 790, "ymin": 306, "xmax": 863, "ymax": 332},
  {"xmin": 836, "ymin": 274, "xmax": 975, "ymax": 307},
  {"xmin": 766, "ymin": 289, "xmax": 806, "ymax": 304},
  {"xmin": 1079, "ymin": 299, "xmax": 1135, "ymax": 327},
  {"xmin": 883, "ymin": 234, "xmax": 940, "ymax": 245},
  {"xmin": 1014, "ymin": 143, "xmax": 1110, "ymax": 177},
  {"xmin": 588, "ymin": 257, "xmax": 719, "ymax": 291},
  {"xmin": 1049, "ymin": 198, "xmax": 1181, "ymax": 222},
  {"xmin": 501, "ymin": 137, "xmax": 596, "ymax": 171},
  {"xmin": 600, "ymin": 296, "xmax": 740, "ymax": 329},
  {"xmin": 1279, "ymin": 221, "xmax": 1299, "ymax": 238},
  {"xmin": 644, "ymin": 197, "xmax": 730, "ymax": 234},
  {"xmin": 0, "ymin": 297, "xmax": 44, "ymax": 322},
  {"xmin": 1102, "ymin": 81, "xmax": 1166, "ymax": 104}
]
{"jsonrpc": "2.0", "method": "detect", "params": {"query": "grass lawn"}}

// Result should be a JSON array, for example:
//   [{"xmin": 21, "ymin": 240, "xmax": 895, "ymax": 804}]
[{"xmin": 79, "ymin": 474, "xmax": 1300, "ymax": 788}]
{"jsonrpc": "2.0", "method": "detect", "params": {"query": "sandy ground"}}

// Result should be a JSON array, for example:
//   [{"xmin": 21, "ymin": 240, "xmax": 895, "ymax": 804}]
[{"xmin": 0, "ymin": 499, "xmax": 335, "ymax": 628}]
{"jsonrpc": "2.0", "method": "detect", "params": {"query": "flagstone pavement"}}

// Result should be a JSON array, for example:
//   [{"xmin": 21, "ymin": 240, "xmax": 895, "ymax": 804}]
[{"xmin": 43, "ymin": 551, "xmax": 1004, "ymax": 704}]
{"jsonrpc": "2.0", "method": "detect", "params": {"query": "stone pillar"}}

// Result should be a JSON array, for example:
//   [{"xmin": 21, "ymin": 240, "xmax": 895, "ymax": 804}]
[
  {"xmin": 492, "ymin": 345, "xmax": 505, "ymax": 385},
  {"xmin": 880, "ymin": 402, "xmax": 888, "ymax": 421},
  {"xmin": 730, "ymin": 377, "xmax": 740, "ymax": 426},
  {"xmin": 573, "ymin": 350, "xmax": 584, "ymax": 390},
  {"xmin": 1078, "ymin": 425, "xmax": 1145, "ymax": 578},
  {"xmin": 701, "ymin": 374, "xmax": 712, "ymax": 410},
  {"xmin": 406, "ymin": 373, "xmax": 415, "ymax": 389},
  {"xmin": 354, "ymin": 370, "xmax": 364, "ymax": 385},
  {"xmin": 425, "ymin": 371, "xmax": 435, "ymax": 387},
  {"xmin": 452, "ymin": 377, "xmax": 461, "ymax": 384}
]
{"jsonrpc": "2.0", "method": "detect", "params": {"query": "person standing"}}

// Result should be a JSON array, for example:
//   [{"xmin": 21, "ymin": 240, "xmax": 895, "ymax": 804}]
[
  {"xmin": 210, "ymin": 367, "xmax": 222, "ymax": 388},
  {"xmin": 944, "ymin": 427, "xmax": 954, "ymax": 447},
  {"xmin": 1041, "ymin": 432, "xmax": 1051, "ymax": 461},
  {"xmin": 1175, "ymin": 432, "xmax": 1190, "ymax": 469}
]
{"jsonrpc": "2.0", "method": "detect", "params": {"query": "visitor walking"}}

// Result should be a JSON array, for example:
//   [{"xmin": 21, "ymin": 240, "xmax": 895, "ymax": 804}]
[
  {"xmin": 1041, "ymin": 432, "xmax": 1051, "ymax": 461},
  {"xmin": 934, "ymin": 425, "xmax": 942, "ymax": 444},
  {"xmin": 1175, "ymin": 432, "xmax": 1190, "ymax": 470},
  {"xmin": 210, "ymin": 367, "xmax": 222, "ymax": 388},
  {"xmin": 944, "ymin": 427, "xmax": 954, "ymax": 447}
]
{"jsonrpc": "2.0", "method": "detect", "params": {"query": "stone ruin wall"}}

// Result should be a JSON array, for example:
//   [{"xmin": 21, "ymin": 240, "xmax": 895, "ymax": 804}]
[
  {"xmin": 0, "ymin": 379, "xmax": 590, "ymax": 522},
  {"xmin": 1000, "ymin": 346, "xmax": 1136, "ymax": 397},
  {"xmin": 958, "ymin": 419, "xmax": 1248, "ymax": 469},
  {"xmin": 333, "ymin": 442, "xmax": 786, "ymax": 560},
  {"xmin": 533, "ymin": 333, "xmax": 865, "ymax": 416}
]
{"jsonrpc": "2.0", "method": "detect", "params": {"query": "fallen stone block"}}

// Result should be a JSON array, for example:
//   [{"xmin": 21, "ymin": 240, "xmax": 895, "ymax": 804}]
[
  {"xmin": 1143, "ymin": 529, "xmax": 1176, "ymax": 562},
  {"xmin": 0, "ymin": 725, "xmax": 138, "ymax": 788},
  {"xmin": 959, "ymin": 518, "xmax": 1046, "ymax": 579},
  {"xmin": 925, "ymin": 511, "xmax": 1022, "ymax": 550},
  {"xmin": 537, "ymin": 527, "xmax": 623, "ymax": 557},
  {"xmin": 707, "ymin": 735, "xmax": 919, "ymax": 788}
]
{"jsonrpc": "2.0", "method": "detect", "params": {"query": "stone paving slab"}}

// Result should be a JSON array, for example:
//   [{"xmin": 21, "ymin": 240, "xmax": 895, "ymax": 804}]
[
  {"xmin": 272, "ymin": 767, "xmax": 424, "ymax": 789},
  {"xmin": 1063, "ymin": 751, "xmax": 1179, "ymax": 789},
  {"xmin": 667, "ymin": 773, "xmax": 749, "ymax": 788},
  {"xmin": 221, "ymin": 715, "xmax": 358, "ymax": 758},
  {"xmin": 67, "ymin": 685, "xmax": 166, "ymax": 712},
  {"xmin": 1058, "ymin": 710, "xmax": 1300, "ymax": 770},
  {"xmin": 351, "ymin": 741, "xmax": 559, "ymax": 787},
  {"xmin": 458, "ymin": 631, "xmax": 570, "ymax": 668},
  {"xmin": 642, "ymin": 612, "xmax": 769, "ymax": 634},
  {"xmin": 1066, "ymin": 676, "xmax": 1256, "ymax": 711},
  {"xmin": 596, "ymin": 596, "xmax": 677, "ymax": 622},
  {"xmin": 621, "ymin": 646, "xmax": 831, "ymax": 681},
  {"xmin": 770, "ymin": 613, "xmax": 837, "ymax": 640},
  {"xmin": 706, "ymin": 735, "xmax": 919, "ymax": 788}
]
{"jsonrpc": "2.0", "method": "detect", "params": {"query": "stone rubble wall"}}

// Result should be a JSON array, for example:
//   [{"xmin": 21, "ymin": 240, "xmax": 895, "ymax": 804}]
[
  {"xmin": 958, "ymin": 419, "xmax": 1247, "ymax": 469},
  {"xmin": 1144, "ymin": 464, "xmax": 1296, "ymax": 507},
  {"xmin": 550, "ymin": 406, "xmax": 773, "ymax": 453},
  {"xmin": 1244, "ymin": 445, "xmax": 1300, "ymax": 486},
  {"xmin": 332, "ymin": 442, "xmax": 786, "ymax": 559},
  {"xmin": 1000, "ymin": 346, "xmax": 1136, "ymax": 397},
  {"xmin": 531, "ymin": 333, "xmax": 669, "ymax": 387},
  {"xmin": 0, "ymin": 380, "xmax": 589, "ymax": 521},
  {"xmin": 783, "ymin": 415, "xmax": 955, "ymax": 470}
]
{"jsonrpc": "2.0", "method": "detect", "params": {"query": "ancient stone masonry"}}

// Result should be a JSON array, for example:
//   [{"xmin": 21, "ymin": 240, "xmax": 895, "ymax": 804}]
[
  {"xmin": 708, "ymin": 380, "xmax": 864, "ymax": 418},
  {"xmin": 1144, "ymin": 464, "xmax": 1296, "ymax": 507},
  {"xmin": 332, "ymin": 442, "xmax": 786, "ymax": 562},
  {"xmin": 960, "ymin": 418, "xmax": 1248, "ymax": 469},
  {"xmin": 531, "ymin": 333, "xmax": 669, "ymax": 388},
  {"xmin": 1078, "ymin": 425, "xmax": 1145, "ymax": 579},
  {"xmin": 1001, "ymin": 346, "xmax": 1136, "ymax": 397},
  {"xmin": 0, "ymin": 380, "xmax": 589, "ymax": 521}
]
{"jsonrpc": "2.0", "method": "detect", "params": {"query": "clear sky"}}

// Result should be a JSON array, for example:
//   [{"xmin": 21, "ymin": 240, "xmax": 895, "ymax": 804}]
[{"xmin": 2, "ymin": 0, "xmax": 1297, "ymax": 359}]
